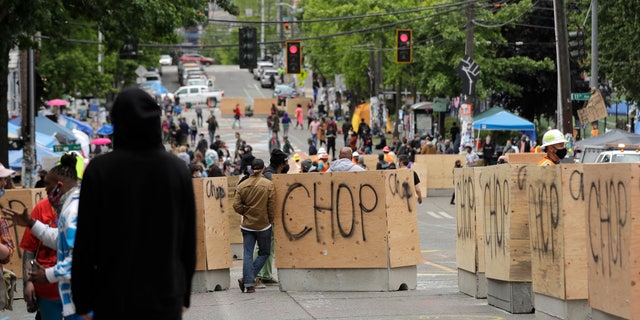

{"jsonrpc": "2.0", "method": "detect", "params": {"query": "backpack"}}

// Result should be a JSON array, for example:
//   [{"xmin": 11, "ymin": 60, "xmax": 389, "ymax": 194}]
[{"xmin": 309, "ymin": 142, "xmax": 318, "ymax": 155}]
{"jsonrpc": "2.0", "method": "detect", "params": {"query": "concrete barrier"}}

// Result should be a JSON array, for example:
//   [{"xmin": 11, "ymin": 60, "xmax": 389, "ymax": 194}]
[{"xmin": 272, "ymin": 170, "xmax": 422, "ymax": 291}]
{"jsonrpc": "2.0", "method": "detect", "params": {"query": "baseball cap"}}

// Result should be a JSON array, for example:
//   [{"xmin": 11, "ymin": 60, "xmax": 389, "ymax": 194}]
[
  {"xmin": 270, "ymin": 149, "xmax": 288, "ymax": 166},
  {"xmin": 383, "ymin": 146, "xmax": 390, "ymax": 152},
  {"xmin": 0, "ymin": 163, "xmax": 15, "ymax": 178}
]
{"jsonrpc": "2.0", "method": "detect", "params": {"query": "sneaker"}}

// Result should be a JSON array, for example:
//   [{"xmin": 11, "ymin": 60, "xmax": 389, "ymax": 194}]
[
  {"xmin": 245, "ymin": 286, "xmax": 256, "ymax": 293},
  {"xmin": 261, "ymin": 278, "xmax": 279, "ymax": 284},
  {"xmin": 237, "ymin": 279, "xmax": 245, "ymax": 293},
  {"xmin": 255, "ymin": 279, "xmax": 266, "ymax": 289}
]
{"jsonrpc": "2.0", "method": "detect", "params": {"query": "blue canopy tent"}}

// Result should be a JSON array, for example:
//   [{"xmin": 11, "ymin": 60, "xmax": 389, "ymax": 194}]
[
  {"xmin": 8, "ymin": 122, "xmax": 57, "ymax": 148},
  {"xmin": 8, "ymin": 145, "xmax": 63, "ymax": 170},
  {"xmin": 606, "ymin": 100, "xmax": 634, "ymax": 115},
  {"xmin": 9, "ymin": 116, "xmax": 77, "ymax": 143},
  {"xmin": 139, "ymin": 81, "xmax": 169, "ymax": 95},
  {"xmin": 473, "ymin": 110, "xmax": 537, "ymax": 142},
  {"xmin": 59, "ymin": 114, "xmax": 93, "ymax": 136}
]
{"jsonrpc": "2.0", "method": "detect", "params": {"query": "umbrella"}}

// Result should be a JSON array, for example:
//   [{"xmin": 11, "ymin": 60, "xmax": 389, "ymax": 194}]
[
  {"xmin": 46, "ymin": 99, "xmax": 70, "ymax": 107},
  {"xmin": 96, "ymin": 124, "xmax": 113, "ymax": 135},
  {"xmin": 91, "ymin": 137, "xmax": 112, "ymax": 145}
]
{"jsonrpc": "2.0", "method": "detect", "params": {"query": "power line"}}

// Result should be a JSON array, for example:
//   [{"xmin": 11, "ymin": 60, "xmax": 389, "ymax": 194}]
[{"xmin": 208, "ymin": 0, "xmax": 487, "ymax": 25}]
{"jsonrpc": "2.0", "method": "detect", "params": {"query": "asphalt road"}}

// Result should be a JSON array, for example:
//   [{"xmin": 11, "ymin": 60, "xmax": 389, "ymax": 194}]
[{"xmin": 0, "ymin": 66, "xmax": 536, "ymax": 319}]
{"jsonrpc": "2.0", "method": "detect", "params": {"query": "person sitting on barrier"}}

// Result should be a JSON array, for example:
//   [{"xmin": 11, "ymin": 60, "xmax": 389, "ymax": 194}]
[{"xmin": 537, "ymin": 129, "xmax": 568, "ymax": 167}]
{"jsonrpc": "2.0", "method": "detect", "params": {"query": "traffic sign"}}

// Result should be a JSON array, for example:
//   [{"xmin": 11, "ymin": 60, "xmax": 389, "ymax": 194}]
[
  {"xmin": 53, "ymin": 144, "xmax": 82, "ymax": 152},
  {"xmin": 571, "ymin": 93, "xmax": 590, "ymax": 101}
]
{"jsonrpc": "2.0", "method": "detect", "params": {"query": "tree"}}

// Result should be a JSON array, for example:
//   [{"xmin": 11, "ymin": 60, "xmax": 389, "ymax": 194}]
[{"xmin": 0, "ymin": 0, "xmax": 238, "ymax": 166}]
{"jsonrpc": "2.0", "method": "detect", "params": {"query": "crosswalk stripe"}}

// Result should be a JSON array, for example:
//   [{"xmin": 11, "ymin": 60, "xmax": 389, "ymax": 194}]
[
  {"xmin": 426, "ymin": 211, "xmax": 442, "ymax": 219},
  {"xmin": 438, "ymin": 211, "xmax": 454, "ymax": 219}
]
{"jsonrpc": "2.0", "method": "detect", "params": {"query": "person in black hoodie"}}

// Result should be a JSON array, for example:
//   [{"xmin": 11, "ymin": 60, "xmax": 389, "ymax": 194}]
[{"xmin": 72, "ymin": 87, "xmax": 196, "ymax": 319}]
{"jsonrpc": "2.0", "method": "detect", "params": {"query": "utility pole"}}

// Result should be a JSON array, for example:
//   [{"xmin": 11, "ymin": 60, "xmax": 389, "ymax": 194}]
[
  {"xmin": 465, "ymin": 0, "xmax": 474, "ymax": 59},
  {"xmin": 260, "ymin": 0, "xmax": 265, "ymax": 59},
  {"xmin": 20, "ymin": 48, "xmax": 36, "ymax": 187},
  {"xmin": 589, "ymin": 0, "xmax": 598, "ymax": 90},
  {"xmin": 553, "ymin": 0, "xmax": 573, "ymax": 133}
]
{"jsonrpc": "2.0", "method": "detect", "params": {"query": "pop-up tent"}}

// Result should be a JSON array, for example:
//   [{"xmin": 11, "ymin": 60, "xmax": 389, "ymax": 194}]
[{"xmin": 473, "ymin": 110, "xmax": 536, "ymax": 142}]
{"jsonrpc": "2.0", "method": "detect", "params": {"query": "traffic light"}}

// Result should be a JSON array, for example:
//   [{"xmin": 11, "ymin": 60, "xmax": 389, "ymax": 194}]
[
  {"xmin": 238, "ymin": 27, "xmax": 258, "ymax": 69},
  {"xmin": 286, "ymin": 40, "xmax": 302, "ymax": 74},
  {"xmin": 568, "ymin": 26, "xmax": 587, "ymax": 62},
  {"xmin": 396, "ymin": 29, "xmax": 412, "ymax": 64}
]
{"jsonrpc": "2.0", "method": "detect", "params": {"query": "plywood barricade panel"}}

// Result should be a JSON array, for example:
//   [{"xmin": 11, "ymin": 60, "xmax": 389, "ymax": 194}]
[
  {"xmin": 0, "ymin": 188, "xmax": 46, "ymax": 278},
  {"xmin": 413, "ymin": 154, "xmax": 466, "ymax": 196},
  {"xmin": 360, "ymin": 154, "xmax": 379, "ymax": 170},
  {"xmin": 505, "ymin": 153, "xmax": 545, "ymax": 164},
  {"xmin": 456, "ymin": 166, "xmax": 487, "ymax": 298},
  {"xmin": 219, "ymin": 98, "xmax": 245, "ymax": 115},
  {"xmin": 455, "ymin": 167, "xmax": 479, "ymax": 273},
  {"xmin": 272, "ymin": 170, "xmax": 421, "ymax": 269},
  {"xmin": 226, "ymin": 176, "xmax": 242, "ymax": 247},
  {"xmin": 193, "ymin": 178, "xmax": 232, "ymax": 271},
  {"xmin": 286, "ymin": 98, "xmax": 313, "ymax": 117},
  {"xmin": 583, "ymin": 163, "xmax": 640, "ymax": 319},
  {"xmin": 252, "ymin": 98, "xmax": 277, "ymax": 115},
  {"xmin": 482, "ymin": 164, "xmax": 531, "ymax": 282},
  {"xmin": 525, "ymin": 164, "xmax": 588, "ymax": 301}
]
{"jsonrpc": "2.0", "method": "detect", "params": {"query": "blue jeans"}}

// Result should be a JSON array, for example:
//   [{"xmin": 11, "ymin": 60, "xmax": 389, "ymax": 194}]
[
  {"xmin": 242, "ymin": 227, "xmax": 272, "ymax": 287},
  {"xmin": 37, "ymin": 297, "xmax": 63, "ymax": 320}
]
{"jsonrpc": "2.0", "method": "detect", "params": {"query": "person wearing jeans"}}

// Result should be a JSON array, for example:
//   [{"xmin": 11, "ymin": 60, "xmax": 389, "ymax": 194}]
[{"xmin": 233, "ymin": 159, "xmax": 275, "ymax": 293}]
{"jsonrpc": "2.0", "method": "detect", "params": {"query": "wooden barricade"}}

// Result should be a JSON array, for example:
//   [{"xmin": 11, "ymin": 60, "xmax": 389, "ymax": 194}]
[
  {"xmin": 285, "ymin": 98, "xmax": 312, "ymax": 117},
  {"xmin": 526, "ymin": 164, "xmax": 588, "ymax": 300},
  {"xmin": 272, "ymin": 170, "xmax": 421, "ymax": 291},
  {"xmin": 252, "ymin": 98, "xmax": 278, "ymax": 115},
  {"xmin": 192, "ymin": 177, "xmax": 232, "ymax": 271},
  {"xmin": 412, "ymin": 154, "xmax": 466, "ymax": 196},
  {"xmin": 225, "ymin": 176, "xmax": 243, "ymax": 258},
  {"xmin": 0, "ymin": 188, "xmax": 46, "ymax": 278},
  {"xmin": 455, "ymin": 167, "xmax": 486, "ymax": 298},
  {"xmin": 480, "ymin": 164, "xmax": 533, "ymax": 313},
  {"xmin": 583, "ymin": 163, "xmax": 639, "ymax": 319},
  {"xmin": 505, "ymin": 152, "xmax": 545, "ymax": 164},
  {"xmin": 219, "ymin": 98, "xmax": 245, "ymax": 115}
]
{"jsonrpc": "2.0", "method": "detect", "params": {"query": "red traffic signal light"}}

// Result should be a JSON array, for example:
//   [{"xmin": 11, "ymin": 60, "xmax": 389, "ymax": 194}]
[
  {"xmin": 396, "ymin": 29, "xmax": 412, "ymax": 64},
  {"xmin": 286, "ymin": 41, "xmax": 302, "ymax": 74},
  {"xmin": 284, "ymin": 22, "xmax": 290, "ymax": 30}
]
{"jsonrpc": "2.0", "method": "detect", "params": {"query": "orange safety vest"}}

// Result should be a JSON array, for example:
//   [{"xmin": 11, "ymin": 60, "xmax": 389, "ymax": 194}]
[{"xmin": 537, "ymin": 157, "xmax": 556, "ymax": 167}]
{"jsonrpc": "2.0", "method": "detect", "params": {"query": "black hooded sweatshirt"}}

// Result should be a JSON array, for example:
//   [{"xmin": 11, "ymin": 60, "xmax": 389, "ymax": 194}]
[{"xmin": 72, "ymin": 88, "xmax": 196, "ymax": 319}]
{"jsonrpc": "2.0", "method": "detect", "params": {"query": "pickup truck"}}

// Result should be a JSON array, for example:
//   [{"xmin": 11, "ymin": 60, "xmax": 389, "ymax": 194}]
[{"xmin": 174, "ymin": 85, "xmax": 224, "ymax": 108}]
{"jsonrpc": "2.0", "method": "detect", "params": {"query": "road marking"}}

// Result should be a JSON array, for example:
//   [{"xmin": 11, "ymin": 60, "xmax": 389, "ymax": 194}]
[
  {"xmin": 438, "ymin": 211, "xmax": 454, "ymax": 219},
  {"xmin": 254, "ymin": 84, "xmax": 266, "ymax": 97},
  {"xmin": 423, "ymin": 259, "xmax": 456, "ymax": 273},
  {"xmin": 426, "ymin": 211, "xmax": 442, "ymax": 219}
]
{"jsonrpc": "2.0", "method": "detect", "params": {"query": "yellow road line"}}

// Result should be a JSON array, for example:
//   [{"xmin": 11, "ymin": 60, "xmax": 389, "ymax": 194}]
[{"xmin": 423, "ymin": 259, "xmax": 456, "ymax": 273}]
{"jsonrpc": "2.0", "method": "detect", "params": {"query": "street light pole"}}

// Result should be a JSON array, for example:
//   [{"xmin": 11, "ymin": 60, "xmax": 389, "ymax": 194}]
[
  {"xmin": 553, "ymin": 0, "xmax": 573, "ymax": 133},
  {"xmin": 589, "ymin": 0, "xmax": 598, "ymax": 90},
  {"xmin": 260, "ymin": 0, "xmax": 265, "ymax": 59}
]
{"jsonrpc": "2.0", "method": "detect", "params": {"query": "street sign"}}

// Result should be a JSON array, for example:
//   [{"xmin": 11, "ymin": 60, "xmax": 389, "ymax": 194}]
[
  {"xmin": 53, "ymin": 144, "xmax": 82, "ymax": 152},
  {"xmin": 571, "ymin": 93, "xmax": 590, "ymax": 101}
]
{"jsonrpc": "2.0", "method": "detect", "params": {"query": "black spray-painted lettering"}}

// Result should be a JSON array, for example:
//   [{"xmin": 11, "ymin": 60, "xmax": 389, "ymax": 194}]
[
  {"xmin": 528, "ymin": 182, "xmax": 560, "ymax": 261},
  {"xmin": 281, "ymin": 181, "xmax": 379, "ymax": 243},
  {"xmin": 483, "ymin": 174, "xmax": 509, "ymax": 258},
  {"xmin": 205, "ymin": 180, "xmax": 226, "ymax": 208},
  {"xmin": 587, "ymin": 179, "xmax": 628, "ymax": 277},
  {"xmin": 456, "ymin": 174, "xmax": 475, "ymax": 241},
  {"xmin": 388, "ymin": 173, "xmax": 413, "ymax": 212}
]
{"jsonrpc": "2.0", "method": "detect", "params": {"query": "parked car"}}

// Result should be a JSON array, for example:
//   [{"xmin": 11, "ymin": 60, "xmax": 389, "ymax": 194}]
[
  {"xmin": 182, "ymin": 69, "xmax": 207, "ymax": 86},
  {"xmin": 273, "ymin": 84, "xmax": 299, "ymax": 105},
  {"xmin": 260, "ymin": 68, "xmax": 280, "ymax": 88},
  {"xmin": 253, "ymin": 61, "xmax": 274, "ymax": 80},
  {"xmin": 143, "ymin": 72, "xmax": 161, "ymax": 82},
  {"xmin": 159, "ymin": 55, "xmax": 172, "ymax": 66},
  {"xmin": 179, "ymin": 53, "xmax": 214, "ymax": 66},
  {"xmin": 174, "ymin": 85, "xmax": 224, "ymax": 108}
]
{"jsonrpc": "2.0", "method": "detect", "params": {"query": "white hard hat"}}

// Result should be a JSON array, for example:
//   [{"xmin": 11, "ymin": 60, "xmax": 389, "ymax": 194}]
[
  {"xmin": 541, "ymin": 129, "xmax": 567, "ymax": 147},
  {"xmin": 318, "ymin": 147, "xmax": 326, "ymax": 154},
  {"xmin": 352, "ymin": 151, "xmax": 359, "ymax": 157}
]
